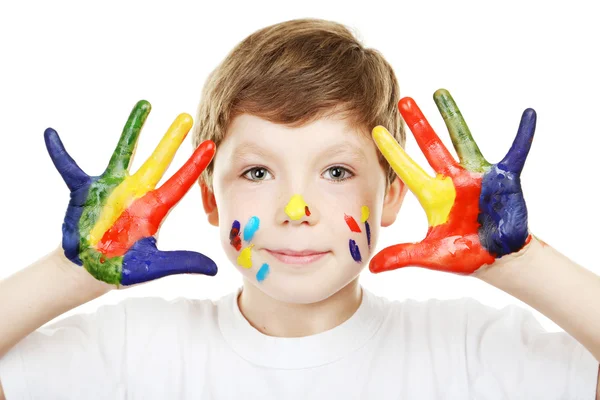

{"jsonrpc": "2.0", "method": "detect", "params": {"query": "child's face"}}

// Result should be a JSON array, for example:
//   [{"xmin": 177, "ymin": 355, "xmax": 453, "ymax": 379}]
[{"xmin": 206, "ymin": 112, "xmax": 404, "ymax": 304}]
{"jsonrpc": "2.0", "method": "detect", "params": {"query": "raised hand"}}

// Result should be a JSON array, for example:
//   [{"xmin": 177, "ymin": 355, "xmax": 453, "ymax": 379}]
[
  {"xmin": 44, "ymin": 100, "xmax": 218, "ymax": 287},
  {"xmin": 370, "ymin": 89, "xmax": 535, "ymax": 275}
]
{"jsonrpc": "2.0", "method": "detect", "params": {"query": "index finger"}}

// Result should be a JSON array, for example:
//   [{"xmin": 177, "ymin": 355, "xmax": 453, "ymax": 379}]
[
  {"xmin": 154, "ymin": 140, "xmax": 216, "ymax": 210},
  {"xmin": 372, "ymin": 125, "xmax": 457, "ymax": 227},
  {"xmin": 372, "ymin": 125, "xmax": 433, "ymax": 196}
]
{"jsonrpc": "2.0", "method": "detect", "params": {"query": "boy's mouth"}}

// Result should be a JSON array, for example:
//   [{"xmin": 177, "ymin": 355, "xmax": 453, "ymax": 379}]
[{"xmin": 265, "ymin": 249, "xmax": 330, "ymax": 265}]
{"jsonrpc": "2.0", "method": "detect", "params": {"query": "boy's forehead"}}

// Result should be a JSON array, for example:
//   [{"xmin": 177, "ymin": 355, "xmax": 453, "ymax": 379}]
[
  {"xmin": 231, "ymin": 140, "xmax": 368, "ymax": 164},
  {"xmin": 222, "ymin": 113, "xmax": 373, "ymax": 158}
]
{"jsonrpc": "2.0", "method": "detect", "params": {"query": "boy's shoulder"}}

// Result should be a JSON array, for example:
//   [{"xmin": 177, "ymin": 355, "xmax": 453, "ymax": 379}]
[
  {"xmin": 374, "ymin": 291, "xmax": 541, "ymax": 338},
  {"xmin": 82, "ymin": 291, "xmax": 233, "ymax": 344},
  {"xmin": 112, "ymin": 291, "xmax": 227, "ymax": 325}
]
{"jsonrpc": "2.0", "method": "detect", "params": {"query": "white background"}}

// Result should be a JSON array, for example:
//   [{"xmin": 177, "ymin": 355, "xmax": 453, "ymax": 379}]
[{"xmin": 0, "ymin": 0, "xmax": 598, "ymax": 332}]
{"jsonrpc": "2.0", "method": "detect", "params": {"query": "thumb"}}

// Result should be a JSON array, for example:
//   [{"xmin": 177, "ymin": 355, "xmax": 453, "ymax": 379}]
[
  {"xmin": 369, "ymin": 241, "xmax": 439, "ymax": 274},
  {"xmin": 370, "ymin": 235, "xmax": 495, "ymax": 275},
  {"xmin": 120, "ymin": 237, "xmax": 217, "ymax": 286}
]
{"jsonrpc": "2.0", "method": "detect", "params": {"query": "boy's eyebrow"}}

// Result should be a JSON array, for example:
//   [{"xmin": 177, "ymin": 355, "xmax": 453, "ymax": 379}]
[{"xmin": 231, "ymin": 142, "xmax": 367, "ymax": 163}]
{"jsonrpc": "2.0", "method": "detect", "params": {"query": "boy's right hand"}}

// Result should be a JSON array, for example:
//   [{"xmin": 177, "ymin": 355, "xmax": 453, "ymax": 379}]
[{"xmin": 44, "ymin": 100, "xmax": 218, "ymax": 289}]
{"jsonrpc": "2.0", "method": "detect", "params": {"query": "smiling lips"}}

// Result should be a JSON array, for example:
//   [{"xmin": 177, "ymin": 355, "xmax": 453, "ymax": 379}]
[{"xmin": 266, "ymin": 249, "xmax": 329, "ymax": 265}]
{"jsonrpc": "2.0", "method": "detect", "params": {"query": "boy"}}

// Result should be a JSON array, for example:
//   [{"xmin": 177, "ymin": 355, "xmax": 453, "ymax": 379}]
[{"xmin": 1, "ymin": 18, "xmax": 599, "ymax": 398}]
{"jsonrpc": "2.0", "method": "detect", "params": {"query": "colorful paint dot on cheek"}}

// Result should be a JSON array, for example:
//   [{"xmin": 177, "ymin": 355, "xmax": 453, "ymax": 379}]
[
  {"xmin": 243, "ymin": 216, "xmax": 260, "ymax": 241},
  {"xmin": 365, "ymin": 221, "xmax": 371, "ymax": 248},
  {"xmin": 349, "ymin": 239, "xmax": 362, "ymax": 263},
  {"xmin": 361, "ymin": 206, "xmax": 370, "ymax": 223},
  {"xmin": 305, "ymin": 206, "xmax": 311, "ymax": 216},
  {"xmin": 285, "ymin": 194, "xmax": 308, "ymax": 220},
  {"xmin": 229, "ymin": 220, "xmax": 242, "ymax": 251},
  {"xmin": 256, "ymin": 263, "xmax": 270, "ymax": 282},
  {"xmin": 344, "ymin": 214, "xmax": 362, "ymax": 233},
  {"xmin": 237, "ymin": 244, "xmax": 255, "ymax": 269}
]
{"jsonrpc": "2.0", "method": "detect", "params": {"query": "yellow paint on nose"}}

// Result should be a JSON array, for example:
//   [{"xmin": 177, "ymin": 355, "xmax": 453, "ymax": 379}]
[
  {"xmin": 237, "ymin": 244, "xmax": 255, "ymax": 269},
  {"xmin": 284, "ymin": 194, "xmax": 308, "ymax": 220},
  {"xmin": 361, "ymin": 206, "xmax": 370, "ymax": 223}
]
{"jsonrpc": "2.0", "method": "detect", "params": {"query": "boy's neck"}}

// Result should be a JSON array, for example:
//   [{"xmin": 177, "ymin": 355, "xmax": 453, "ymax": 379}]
[{"xmin": 237, "ymin": 277, "xmax": 363, "ymax": 338}]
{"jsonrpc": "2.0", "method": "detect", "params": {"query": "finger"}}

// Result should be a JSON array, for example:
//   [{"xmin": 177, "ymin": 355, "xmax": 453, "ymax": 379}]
[
  {"xmin": 433, "ymin": 89, "xmax": 490, "ymax": 172},
  {"xmin": 131, "ymin": 113, "xmax": 193, "ymax": 190},
  {"xmin": 369, "ymin": 241, "xmax": 441, "ymax": 273},
  {"xmin": 120, "ymin": 237, "xmax": 217, "ymax": 286},
  {"xmin": 370, "ymin": 235, "xmax": 495, "ymax": 275},
  {"xmin": 104, "ymin": 100, "xmax": 151, "ymax": 176},
  {"xmin": 44, "ymin": 128, "xmax": 89, "ymax": 191},
  {"xmin": 398, "ymin": 97, "xmax": 460, "ymax": 176},
  {"xmin": 153, "ymin": 140, "xmax": 216, "ymax": 210},
  {"xmin": 97, "ymin": 139, "xmax": 215, "ymax": 257},
  {"xmin": 498, "ymin": 108, "xmax": 536, "ymax": 174},
  {"xmin": 372, "ymin": 125, "xmax": 434, "ymax": 195}
]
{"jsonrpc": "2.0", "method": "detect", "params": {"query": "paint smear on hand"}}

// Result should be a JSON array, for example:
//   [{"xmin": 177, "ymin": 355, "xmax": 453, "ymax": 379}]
[
  {"xmin": 237, "ymin": 244, "xmax": 255, "ymax": 269},
  {"xmin": 361, "ymin": 206, "xmax": 370, "ymax": 223},
  {"xmin": 344, "ymin": 214, "xmax": 362, "ymax": 233},
  {"xmin": 243, "ymin": 216, "xmax": 260, "ymax": 241},
  {"xmin": 285, "ymin": 194, "xmax": 308, "ymax": 220},
  {"xmin": 349, "ymin": 239, "xmax": 362, "ymax": 262},
  {"xmin": 256, "ymin": 263, "xmax": 270, "ymax": 282},
  {"xmin": 230, "ymin": 220, "xmax": 242, "ymax": 251}
]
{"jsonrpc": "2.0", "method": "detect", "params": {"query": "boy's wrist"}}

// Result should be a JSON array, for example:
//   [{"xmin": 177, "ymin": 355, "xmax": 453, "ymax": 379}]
[{"xmin": 48, "ymin": 245, "xmax": 115, "ymax": 296}]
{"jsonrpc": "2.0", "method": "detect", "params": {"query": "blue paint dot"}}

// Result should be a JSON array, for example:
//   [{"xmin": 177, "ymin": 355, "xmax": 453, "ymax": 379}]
[
  {"xmin": 365, "ymin": 221, "xmax": 371, "ymax": 248},
  {"xmin": 256, "ymin": 263, "xmax": 270, "ymax": 282},
  {"xmin": 349, "ymin": 239, "xmax": 362, "ymax": 263},
  {"xmin": 243, "ymin": 216, "xmax": 260, "ymax": 241}
]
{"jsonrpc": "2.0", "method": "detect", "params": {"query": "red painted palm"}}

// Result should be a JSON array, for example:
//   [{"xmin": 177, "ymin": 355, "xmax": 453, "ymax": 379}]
[{"xmin": 370, "ymin": 89, "xmax": 535, "ymax": 275}]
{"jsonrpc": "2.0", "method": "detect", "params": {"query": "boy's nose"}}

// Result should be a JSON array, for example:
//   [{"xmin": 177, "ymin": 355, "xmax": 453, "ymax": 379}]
[{"xmin": 280, "ymin": 194, "xmax": 317, "ymax": 226}]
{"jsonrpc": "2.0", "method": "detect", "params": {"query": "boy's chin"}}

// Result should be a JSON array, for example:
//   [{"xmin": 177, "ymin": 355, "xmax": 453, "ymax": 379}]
[{"xmin": 243, "ymin": 268, "xmax": 362, "ymax": 305}]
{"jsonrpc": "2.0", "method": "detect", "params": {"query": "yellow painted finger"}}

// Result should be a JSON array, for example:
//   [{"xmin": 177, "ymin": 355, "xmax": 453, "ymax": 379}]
[
  {"xmin": 89, "ymin": 114, "xmax": 194, "ymax": 246},
  {"xmin": 372, "ymin": 125, "xmax": 433, "ymax": 195},
  {"xmin": 372, "ymin": 125, "xmax": 456, "ymax": 227},
  {"xmin": 131, "ymin": 113, "xmax": 193, "ymax": 191}
]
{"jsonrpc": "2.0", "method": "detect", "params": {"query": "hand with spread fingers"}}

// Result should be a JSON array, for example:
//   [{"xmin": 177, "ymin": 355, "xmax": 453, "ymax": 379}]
[
  {"xmin": 370, "ymin": 89, "xmax": 535, "ymax": 275},
  {"xmin": 45, "ymin": 100, "xmax": 218, "ymax": 287}
]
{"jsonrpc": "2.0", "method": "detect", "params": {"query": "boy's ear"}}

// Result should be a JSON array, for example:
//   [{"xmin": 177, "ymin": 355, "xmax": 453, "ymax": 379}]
[
  {"xmin": 381, "ymin": 176, "xmax": 407, "ymax": 227},
  {"xmin": 200, "ymin": 180, "xmax": 219, "ymax": 227}
]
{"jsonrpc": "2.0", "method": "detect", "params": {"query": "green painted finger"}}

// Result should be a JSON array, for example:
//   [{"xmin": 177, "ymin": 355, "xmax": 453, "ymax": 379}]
[
  {"xmin": 433, "ymin": 89, "xmax": 490, "ymax": 172},
  {"xmin": 104, "ymin": 100, "xmax": 152, "ymax": 176}
]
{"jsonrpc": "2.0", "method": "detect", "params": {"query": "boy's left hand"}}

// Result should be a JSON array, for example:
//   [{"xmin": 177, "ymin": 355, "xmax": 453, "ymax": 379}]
[{"xmin": 370, "ymin": 89, "xmax": 536, "ymax": 275}]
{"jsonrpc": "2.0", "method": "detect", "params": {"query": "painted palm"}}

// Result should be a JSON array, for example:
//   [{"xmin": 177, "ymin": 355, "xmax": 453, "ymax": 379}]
[
  {"xmin": 44, "ymin": 100, "xmax": 218, "ymax": 286},
  {"xmin": 370, "ymin": 89, "xmax": 535, "ymax": 275}
]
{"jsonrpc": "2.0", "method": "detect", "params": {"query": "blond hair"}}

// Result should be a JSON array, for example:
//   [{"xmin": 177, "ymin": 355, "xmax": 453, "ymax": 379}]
[{"xmin": 192, "ymin": 18, "xmax": 404, "ymax": 192}]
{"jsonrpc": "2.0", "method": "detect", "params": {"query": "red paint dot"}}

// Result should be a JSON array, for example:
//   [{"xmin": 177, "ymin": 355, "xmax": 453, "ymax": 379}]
[
  {"xmin": 231, "ymin": 236, "xmax": 242, "ymax": 251},
  {"xmin": 344, "ymin": 214, "xmax": 362, "ymax": 233},
  {"xmin": 305, "ymin": 206, "xmax": 311, "ymax": 216},
  {"xmin": 100, "ymin": 257, "xmax": 105, "ymax": 264}
]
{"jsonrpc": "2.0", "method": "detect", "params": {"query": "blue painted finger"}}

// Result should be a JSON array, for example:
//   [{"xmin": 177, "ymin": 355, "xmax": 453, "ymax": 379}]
[
  {"xmin": 44, "ymin": 128, "xmax": 90, "ymax": 191},
  {"xmin": 120, "ymin": 237, "xmax": 218, "ymax": 285},
  {"xmin": 498, "ymin": 108, "xmax": 536, "ymax": 174},
  {"xmin": 62, "ymin": 180, "xmax": 94, "ymax": 264}
]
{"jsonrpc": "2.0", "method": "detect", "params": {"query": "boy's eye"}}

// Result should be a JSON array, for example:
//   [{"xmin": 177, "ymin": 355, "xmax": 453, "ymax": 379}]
[
  {"xmin": 241, "ymin": 166, "xmax": 354, "ymax": 182},
  {"xmin": 323, "ymin": 166, "xmax": 354, "ymax": 182},
  {"xmin": 242, "ymin": 167, "xmax": 273, "ymax": 181}
]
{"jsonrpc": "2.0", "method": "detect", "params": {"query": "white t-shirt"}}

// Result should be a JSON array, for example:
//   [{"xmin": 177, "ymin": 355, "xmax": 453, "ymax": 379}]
[{"xmin": 0, "ymin": 285, "xmax": 597, "ymax": 399}]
